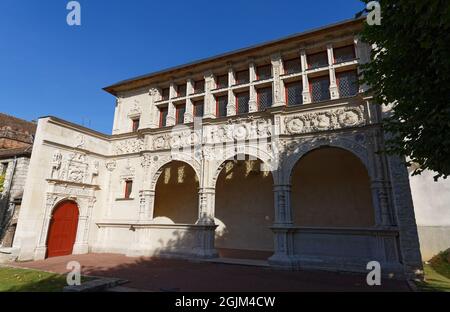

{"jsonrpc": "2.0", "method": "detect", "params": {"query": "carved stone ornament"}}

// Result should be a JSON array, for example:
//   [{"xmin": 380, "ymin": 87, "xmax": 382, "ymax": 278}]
[
  {"xmin": 50, "ymin": 151, "xmax": 89, "ymax": 184},
  {"xmin": 114, "ymin": 138, "xmax": 145, "ymax": 155}
]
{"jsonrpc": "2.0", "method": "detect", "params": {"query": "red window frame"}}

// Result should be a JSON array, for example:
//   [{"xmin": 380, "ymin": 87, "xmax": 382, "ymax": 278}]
[
  {"xmin": 161, "ymin": 88, "xmax": 170, "ymax": 101},
  {"xmin": 215, "ymin": 95, "xmax": 228, "ymax": 117},
  {"xmin": 175, "ymin": 104, "xmax": 186, "ymax": 124},
  {"xmin": 256, "ymin": 86, "xmax": 272, "ymax": 111},
  {"xmin": 131, "ymin": 118, "xmax": 140, "ymax": 132},
  {"xmin": 159, "ymin": 107, "xmax": 168, "ymax": 127},
  {"xmin": 124, "ymin": 180, "xmax": 133, "ymax": 199},
  {"xmin": 256, "ymin": 64, "xmax": 272, "ymax": 80},
  {"xmin": 306, "ymin": 50, "xmax": 329, "ymax": 69}
]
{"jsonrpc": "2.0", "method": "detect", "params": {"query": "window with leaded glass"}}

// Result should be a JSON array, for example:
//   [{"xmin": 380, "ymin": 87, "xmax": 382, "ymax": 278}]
[
  {"xmin": 159, "ymin": 107, "xmax": 168, "ymax": 127},
  {"xmin": 194, "ymin": 100, "xmax": 204, "ymax": 117},
  {"xmin": 161, "ymin": 88, "xmax": 170, "ymax": 101},
  {"xmin": 193, "ymin": 80, "xmax": 205, "ymax": 94},
  {"xmin": 285, "ymin": 81, "xmax": 303, "ymax": 106},
  {"xmin": 216, "ymin": 74, "xmax": 228, "ymax": 89},
  {"xmin": 307, "ymin": 51, "xmax": 328, "ymax": 69},
  {"xmin": 257, "ymin": 87, "xmax": 272, "ymax": 111},
  {"xmin": 334, "ymin": 45, "xmax": 356, "ymax": 64},
  {"xmin": 235, "ymin": 70, "xmax": 249, "ymax": 85},
  {"xmin": 337, "ymin": 70, "xmax": 359, "ymax": 98},
  {"xmin": 176, "ymin": 104, "xmax": 186, "ymax": 124},
  {"xmin": 177, "ymin": 84, "xmax": 186, "ymax": 97},
  {"xmin": 309, "ymin": 76, "xmax": 330, "ymax": 102},
  {"xmin": 216, "ymin": 95, "xmax": 228, "ymax": 118},
  {"xmin": 256, "ymin": 65, "xmax": 272, "ymax": 80},
  {"xmin": 284, "ymin": 58, "xmax": 302, "ymax": 74},
  {"xmin": 236, "ymin": 91, "xmax": 250, "ymax": 114}
]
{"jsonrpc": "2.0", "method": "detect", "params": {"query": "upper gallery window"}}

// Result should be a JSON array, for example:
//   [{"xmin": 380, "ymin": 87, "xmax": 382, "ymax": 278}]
[
  {"xmin": 216, "ymin": 95, "xmax": 228, "ymax": 118},
  {"xmin": 175, "ymin": 104, "xmax": 186, "ymax": 124},
  {"xmin": 159, "ymin": 107, "xmax": 168, "ymax": 127},
  {"xmin": 193, "ymin": 100, "xmax": 204, "ymax": 117},
  {"xmin": 124, "ymin": 180, "xmax": 133, "ymax": 199},
  {"xmin": 216, "ymin": 74, "xmax": 228, "ymax": 89},
  {"xmin": 337, "ymin": 70, "xmax": 359, "ymax": 98},
  {"xmin": 256, "ymin": 64, "xmax": 272, "ymax": 80},
  {"xmin": 193, "ymin": 80, "xmax": 205, "ymax": 94},
  {"xmin": 161, "ymin": 88, "xmax": 170, "ymax": 101},
  {"xmin": 307, "ymin": 51, "xmax": 328, "ymax": 69},
  {"xmin": 257, "ymin": 87, "xmax": 272, "ymax": 111},
  {"xmin": 235, "ymin": 70, "xmax": 249, "ymax": 85},
  {"xmin": 177, "ymin": 84, "xmax": 186, "ymax": 97},
  {"xmin": 235, "ymin": 91, "xmax": 250, "ymax": 114},
  {"xmin": 333, "ymin": 45, "xmax": 356, "ymax": 64},
  {"xmin": 285, "ymin": 81, "xmax": 303, "ymax": 106},
  {"xmin": 283, "ymin": 58, "xmax": 302, "ymax": 74},
  {"xmin": 309, "ymin": 76, "xmax": 331, "ymax": 102}
]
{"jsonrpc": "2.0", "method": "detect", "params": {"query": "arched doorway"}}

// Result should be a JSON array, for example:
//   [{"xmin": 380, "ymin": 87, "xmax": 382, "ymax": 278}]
[
  {"xmin": 46, "ymin": 200, "xmax": 79, "ymax": 258},
  {"xmin": 153, "ymin": 161, "xmax": 199, "ymax": 224},
  {"xmin": 215, "ymin": 156, "xmax": 274, "ymax": 259},
  {"xmin": 291, "ymin": 147, "xmax": 375, "ymax": 227}
]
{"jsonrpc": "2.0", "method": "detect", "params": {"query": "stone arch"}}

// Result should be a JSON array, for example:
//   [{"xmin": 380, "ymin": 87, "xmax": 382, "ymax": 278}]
[
  {"xmin": 150, "ymin": 153, "xmax": 201, "ymax": 191},
  {"xmin": 290, "ymin": 145, "xmax": 375, "ymax": 227},
  {"xmin": 281, "ymin": 136, "xmax": 371, "ymax": 185},
  {"xmin": 152, "ymin": 160, "xmax": 200, "ymax": 224}
]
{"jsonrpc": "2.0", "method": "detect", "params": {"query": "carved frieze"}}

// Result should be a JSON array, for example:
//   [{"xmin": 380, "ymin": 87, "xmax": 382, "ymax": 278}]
[
  {"xmin": 284, "ymin": 106, "xmax": 365, "ymax": 135},
  {"xmin": 114, "ymin": 138, "xmax": 145, "ymax": 155}
]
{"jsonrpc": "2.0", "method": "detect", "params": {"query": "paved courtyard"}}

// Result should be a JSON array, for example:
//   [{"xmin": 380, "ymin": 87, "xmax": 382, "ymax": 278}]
[{"xmin": 13, "ymin": 253, "xmax": 411, "ymax": 292}]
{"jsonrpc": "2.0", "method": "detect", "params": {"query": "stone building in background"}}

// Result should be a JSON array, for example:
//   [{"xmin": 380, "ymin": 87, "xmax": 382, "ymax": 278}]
[{"xmin": 0, "ymin": 113, "xmax": 36, "ymax": 248}]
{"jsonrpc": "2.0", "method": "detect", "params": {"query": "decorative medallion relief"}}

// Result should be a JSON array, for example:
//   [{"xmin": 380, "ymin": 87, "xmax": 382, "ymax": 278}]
[
  {"xmin": 284, "ymin": 106, "xmax": 365, "ymax": 135},
  {"xmin": 50, "ymin": 150, "xmax": 100, "ymax": 185},
  {"xmin": 114, "ymin": 138, "xmax": 145, "ymax": 155}
]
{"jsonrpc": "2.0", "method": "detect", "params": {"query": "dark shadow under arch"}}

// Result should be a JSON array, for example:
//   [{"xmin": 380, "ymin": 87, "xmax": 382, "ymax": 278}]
[{"xmin": 291, "ymin": 146, "xmax": 375, "ymax": 227}]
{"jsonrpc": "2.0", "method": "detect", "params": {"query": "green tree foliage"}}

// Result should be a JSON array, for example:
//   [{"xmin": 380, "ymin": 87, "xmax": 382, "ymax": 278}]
[
  {"xmin": 0, "ymin": 174, "xmax": 5, "ymax": 193},
  {"xmin": 359, "ymin": 0, "xmax": 450, "ymax": 180}
]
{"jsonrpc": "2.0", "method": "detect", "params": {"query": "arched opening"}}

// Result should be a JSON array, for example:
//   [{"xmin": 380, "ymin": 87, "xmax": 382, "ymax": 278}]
[
  {"xmin": 46, "ymin": 200, "xmax": 79, "ymax": 258},
  {"xmin": 153, "ymin": 161, "xmax": 199, "ymax": 224},
  {"xmin": 291, "ymin": 147, "xmax": 375, "ymax": 227},
  {"xmin": 215, "ymin": 156, "xmax": 274, "ymax": 259}
]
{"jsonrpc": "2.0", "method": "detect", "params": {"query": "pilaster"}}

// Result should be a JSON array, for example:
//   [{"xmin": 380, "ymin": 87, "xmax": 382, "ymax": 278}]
[
  {"xmin": 327, "ymin": 44, "xmax": 339, "ymax": 100},
  {"xmin": 300, "ymin": 50, "xmax": 311, "ymax": 104},
  {"xmin": 271, "ymin": 52, "xmax": 285, "ymax": 107}
]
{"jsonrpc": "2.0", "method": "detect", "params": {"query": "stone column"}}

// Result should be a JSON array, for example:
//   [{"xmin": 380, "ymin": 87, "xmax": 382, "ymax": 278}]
[
  {"xmin": 271, "ymin": 52, "xmax": 285, "ymax": 107},
  {"xmin": 112, "ymin": 98, "xmax": 121, "ymax": 134},
  {"xmin": 327, "ymin": 44, "xmax": 339, "ymax": 100},
  {"xmin": 139, "ymin": 190, "xmax": 155, "ymax": 220},
  {"xmin": 248, "ymin": 61, "xmax": 258, "ymax": 112},
  {"xmin": 166, "ymin": 82, "xmax": 176, "ymax": 126},
  {"xmin": 204, "ymin": 71, "xmax": 216, "ymax": 118},
  {"xmin": 197, "ymin": 187, "xmax": 215, "ymax": 225},
  {"xmin": 300, "ymin": 50, "xmax": 311, "ymax": 104},
  {"xmin": 268, "ymin": 184, "xmax": 297, "ymax": 268},
  {"xmin": 185, "ymin": 79, "xmax": 194, "ymax": 123}
]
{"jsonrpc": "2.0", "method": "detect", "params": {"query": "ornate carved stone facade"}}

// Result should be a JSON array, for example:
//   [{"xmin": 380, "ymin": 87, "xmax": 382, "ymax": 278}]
[{"xmin": 11, "ymin": 19, "xmax": 423, "ymax": 279}]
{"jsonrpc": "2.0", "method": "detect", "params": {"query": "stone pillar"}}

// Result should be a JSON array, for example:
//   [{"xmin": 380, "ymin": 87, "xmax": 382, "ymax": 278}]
[
  {"xmin": 271, "ymin": 52, "xmax": 285, "ymax": 107},
  {"xmin": 354, "ymin": 36, "xmax": 371, "ymax": 93},
  {"xmin": 166, "ymin": 82, "xmax": 176, "ymax": 126},
  {"xmin": 145, "ymin": 87, "xmax": 159, "ymax": 129},
  {"xmin": 204, "ymin": 71, "xmax": 216, "ymax": 118},
  {"xmin": 248, "ymin": 61, "xmax": 258, "ymax": 112},
  {"xmin": 300, "ymin": 50, "xmax": 311, "ymax": 104},
  {"xmin": 112, "ymin": 98, "xmax": 121, "ymax": 134},
  {"xmin": 139, "ymin": 190, "xmax": 155, "ymax": 220},
  {"xmin": 268, "ymin": 184, "xmax": 297, "ymax": 268},
  {"xmin": 327, "ymin": 44, "xmax": 339, "ymax": 100},
  {"xmin": 197, "ymin": 187, "xmax": 215, "ymax": 225},
  {"xmin": 185, "ymin": 79, "xmax": 194, "ymax": 123}
]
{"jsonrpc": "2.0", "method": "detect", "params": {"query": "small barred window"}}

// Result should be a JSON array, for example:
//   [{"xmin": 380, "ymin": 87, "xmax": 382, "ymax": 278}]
[
  {"xmin": 235, "ymin": 70, "xmax": 249, "ymax": 85},
  {"xmin": 216, "ymin": 95, "xmax": 228, "ymax": 117},
  {"xmin": 257, "ymin": 87, "xmax": 272, "ymax": 111},
  {"xmin": 310, "ymin": 76, "xmax": 330, "ymax": 102},
  {"xmin": 337, "ymin": 71, "xmax": 359, "ymax": 98},
  {"xmin": 256, "ymin": 65, "xmax": 272, "ymax": 80},
  {"xmin": 334, "ymin": 45, "xmax": 356, "ymax": 64},
  {"xmin": 307, "ymin": 51, "xmax": 328, "ymax": 69},
  {"xmin": 236, "ymin": 91, "xmax": 250, "ymax": 114},
  {"xmin": 284, "ymin": 58, "xmax": 302, "ymax": 74},
  {"xmin": 194, "ymin": 100, "xmax": 204, "ymax": 117},
  {"xmin": 285, "ymin": 81, "xmax": 303, "ymax": 106}
]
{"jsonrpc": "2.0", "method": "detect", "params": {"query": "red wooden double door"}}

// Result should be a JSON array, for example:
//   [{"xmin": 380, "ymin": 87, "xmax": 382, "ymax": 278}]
[{"xmin": 46, "ymin": 201, "xmax": 79, "ymax": 258}]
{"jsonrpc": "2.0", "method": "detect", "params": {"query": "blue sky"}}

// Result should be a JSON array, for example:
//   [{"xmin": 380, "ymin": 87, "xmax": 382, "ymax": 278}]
[{"xmin": 0, "ymin": 0, "xmax": 364, "ymax": 133}]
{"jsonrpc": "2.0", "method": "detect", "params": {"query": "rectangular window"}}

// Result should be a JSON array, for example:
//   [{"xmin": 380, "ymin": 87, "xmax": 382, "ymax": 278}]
[
  {"xmin": 309, "ymin": 76, "xmax": 331, "ymax": 102},
  {"xmin": 257, "ymin": 87, "xmax": 272, "ymax": 111},
  {"xmin": 193, "ymin": 100, "xmax": 204, "ymax": 117},
  {"xmin": 161, "ymin": 88, "xmax": 170, "ymax": 101},
  {"xmin": 334, "ymin": 45, "xmax": 356, "ymax": 64},
  {"xmin": 307, "ymin": 51, "xmax": 328, "ymax": 69},
  {"xmin": 216, "ymin": 95, "xmax": 228, "ymax": 118},
  {"xmin": 124, "ymin": 180, "xmax": 133, "ymax": 199},
  {"xmin": 193, "ymin": 80, "xmax": 205, "ymax": 94},
  {"xmin": 177, "ymin": 84, "xmax": 186, "ymax": 97},
  {"xmin": 284, "ymin": 58, "xmax": 302, "ymax": 74},
  {"xmin": 337, "ymin": 70, "xmax": 359, "ymax": 98},
  {"xmin": 256, "ymin": 65, "xmax": 272, "ymax": 80},
  {"xmin": 216, "ymin": 74, "xmax": 228, "ymax": 89},
  {"xmin": 235, "ymin": 70, "xmax": 249, "ymax": 85},
  {"xmin": 176, "ymin": 104, "xmax": 186, "ymax": 124},
  {"xmin": 159, "ymin": 107, "xmax": 168, "ymax": 127},
  {"xmin": 236, "ymin": 91, "xmax": 250, "ymax": 114},
  {"xmin": 285, "ymin": 81, "xmax": 303, "ymax": 106},
  {"xmin": 132, "ymin": 118, "xmax": 140, "ymax": 132}
]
